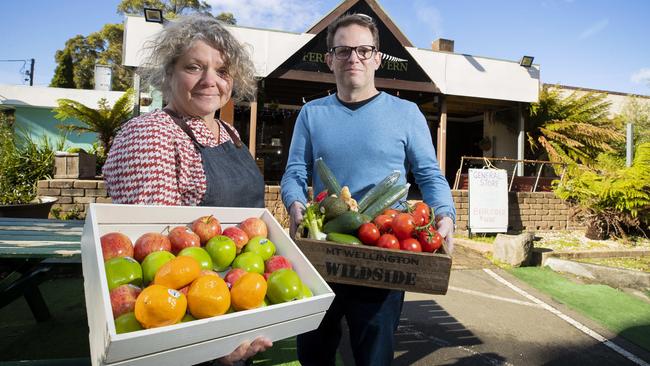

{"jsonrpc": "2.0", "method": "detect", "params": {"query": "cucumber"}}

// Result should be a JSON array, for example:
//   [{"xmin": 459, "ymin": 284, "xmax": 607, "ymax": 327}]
[
  {"xmin": 357, "ymin": 171, "xmax": 401, "ymax": 212},
  {"xmin": 361, "ymin": 183, "xmax": 411, "ymax": 218},
  {"xmin": 319, "ymin": 196, "xmax": 348, "ymax": 220},
  {"xmin": 315, "ymin": 158, "xmax": 342, "ymax": 196},
  {"xmin": 323, "ymin": 211, "xmax": 371, "ymax": 234},
  {"xmin": 326, "ymin": 232, "xmax": 362, "ymax": 245}
]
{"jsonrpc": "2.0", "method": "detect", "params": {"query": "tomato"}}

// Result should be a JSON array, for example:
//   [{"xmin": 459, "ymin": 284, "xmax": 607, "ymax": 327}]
[
  {"xmin": 417, "ymin": 226, "xmax": 443, "ymax": 253},
  {"xmin": 376, "ymin": 234, "xmax": 399, "ymax": 250},
  {"xmin": 373, "ymin": 214, "xmax": 393, "ymax": 234},
  {"xmin": 411, "ymin": 202, "xmax": 431, "ymax": 227},
  {"xmin": 399, "ymin": 238, "xmax": 422, "ymax": 252},
  {"xmin": 382, "ymin": 208, "xmax": 400, "ymax": 219},
  {"xmin": 358, "ymin": 223, "xmax": 380, "ymax": 246},
  {"xmin": 392, "ymin": 213, "xmax": 415, "ymax": 240}
]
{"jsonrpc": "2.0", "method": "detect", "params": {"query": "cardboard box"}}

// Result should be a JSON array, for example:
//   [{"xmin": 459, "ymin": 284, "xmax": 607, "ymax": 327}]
[
  {"xmin": 81, "ymin": 203, "xmax": 334, "ymax": 366},
  {"xmin": 295, "ymin": 236, "xmax": 452, "ymax": 295}
]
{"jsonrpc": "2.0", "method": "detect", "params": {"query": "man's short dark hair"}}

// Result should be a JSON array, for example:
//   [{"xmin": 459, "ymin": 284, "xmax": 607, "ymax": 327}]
[{"xmin": 326, "ymin": 13, "xmax": 380, "ymax": 50}]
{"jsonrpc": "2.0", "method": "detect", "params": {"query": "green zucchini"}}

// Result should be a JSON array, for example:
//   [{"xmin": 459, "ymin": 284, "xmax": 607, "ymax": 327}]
[
  {"xmin": 357, "ymin": 171, "xmax": 401, "ymax": 212},
  {"xmin": 361, "ymin": 183, "xmax": 411, "ymax": 218},
  {"xmin": 323, "ymin": 211, "xmax": 371, "ymax": 234},
  {"xmin": 315, "ymin": 158, "xmax": 342, "ymax": 196},
  {"xmin": 326, "ymin": 232, "xmax": 362, "ymax": 245}
]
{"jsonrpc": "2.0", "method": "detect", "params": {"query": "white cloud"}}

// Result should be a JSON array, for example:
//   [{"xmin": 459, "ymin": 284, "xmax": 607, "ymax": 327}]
[
  {"xmin": 578, "ymin": 18, "xmax": 609, "ymax": 40},
  {"xmin": 413, "ymin": 1, "xmax": 443, "ymax": 40},
  {"xmin": 207, "ymin": 0, "xmax": 324, "ymax": 32},
  {"xmin": 631, "ymin": 68, "xmax": 650, "ymax": 84}
]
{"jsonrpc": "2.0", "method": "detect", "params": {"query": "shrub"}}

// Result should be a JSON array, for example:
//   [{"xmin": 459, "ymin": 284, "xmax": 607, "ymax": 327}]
[{"xmin": 0, "ymin": 116, "xmax": 64, "ymax": 204}]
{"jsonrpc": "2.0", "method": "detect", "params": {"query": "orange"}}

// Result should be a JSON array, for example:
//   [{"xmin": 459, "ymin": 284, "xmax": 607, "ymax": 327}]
[
  {"xmin": 187, "ymin": 275, "xmax": 231, "ymax": 319},
  {"xmin": 154, "ymin": 256, "xmax": 201, "ymax": 290},
  {"xmin": 134, "ymin": 284, "xmax": 187, "ymax": 328},
  {"xmin": 230, "ymin": 272, "xmax": 267, "ymax": 311}
]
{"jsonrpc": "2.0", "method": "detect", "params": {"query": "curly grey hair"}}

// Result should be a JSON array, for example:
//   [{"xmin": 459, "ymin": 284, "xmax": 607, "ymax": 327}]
[{"xmin": 138, "ymin": 14, "xmax": 257, "ymax": 103}]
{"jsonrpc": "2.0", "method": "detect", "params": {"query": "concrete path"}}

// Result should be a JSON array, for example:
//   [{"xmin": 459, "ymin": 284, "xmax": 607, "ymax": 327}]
[{"xmin": 334, "ymin": 245, "xmax": 650, "ymax": 365}]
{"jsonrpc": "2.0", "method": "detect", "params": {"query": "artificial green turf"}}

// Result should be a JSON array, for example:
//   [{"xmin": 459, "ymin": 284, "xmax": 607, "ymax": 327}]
[
  {"xmin": 509, "ymin": 266, "xmax": 650, "ymax": 351},
  {"xmin": 251, "ymin": 337, "xmax": 344, "ymax": 366}
]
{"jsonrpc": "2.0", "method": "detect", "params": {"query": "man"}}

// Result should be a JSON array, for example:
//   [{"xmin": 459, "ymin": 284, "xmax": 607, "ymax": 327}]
[{"xmin": 280, "ymin": 13, "xmax": 456, "ymax": 366}]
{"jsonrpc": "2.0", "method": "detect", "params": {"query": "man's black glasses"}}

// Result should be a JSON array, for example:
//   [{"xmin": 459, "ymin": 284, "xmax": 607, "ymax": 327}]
[{"xmin": 329, "ymin": 45, "xmax": 377, "ymax": 60}]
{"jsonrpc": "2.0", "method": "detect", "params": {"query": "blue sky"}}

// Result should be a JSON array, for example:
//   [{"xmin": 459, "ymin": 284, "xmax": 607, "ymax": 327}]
[{"xmin": 1, "ymin": 0, "xmax": 649, "ymax": 95}]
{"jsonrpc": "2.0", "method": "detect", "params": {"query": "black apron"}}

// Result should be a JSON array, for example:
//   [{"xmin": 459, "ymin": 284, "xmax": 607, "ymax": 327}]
[{"xmin": 163, "ymin": 109, "xmax": 265, "ymax": 208}]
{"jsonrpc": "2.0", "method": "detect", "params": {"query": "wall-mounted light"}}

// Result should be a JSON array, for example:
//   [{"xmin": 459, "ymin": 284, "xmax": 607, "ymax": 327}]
[
  {"xmin": 520, "ymin": 56, "xmax": 534, "ymax": 68},
  {"xmin": 144, "ymin": 8, "xmax": 164, "ymax": 23}
]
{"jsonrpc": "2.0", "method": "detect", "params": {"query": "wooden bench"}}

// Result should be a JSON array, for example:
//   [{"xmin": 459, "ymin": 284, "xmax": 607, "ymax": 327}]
[{"xmin": 0, "ymin": 218, "xmax": 83, "ymax": 322}]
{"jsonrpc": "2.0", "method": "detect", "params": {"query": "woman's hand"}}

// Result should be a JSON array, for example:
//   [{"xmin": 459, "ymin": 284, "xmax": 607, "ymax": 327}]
[
  {"xmin": 289, "ymin": 201, "xmax": 306, "ymax": 239},
  {"xmin": 218, "ymin": 337, "xmax": 273, "ymax": 366},
  {"xmin": 435, "ymin": 216, "xmax": 455, "ymax": 254}
]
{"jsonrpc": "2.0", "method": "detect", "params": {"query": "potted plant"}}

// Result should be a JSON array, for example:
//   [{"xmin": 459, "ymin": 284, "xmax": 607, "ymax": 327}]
[{"xmin": 0, "ymin": 116, "xmax": 60, "ymax": 218}]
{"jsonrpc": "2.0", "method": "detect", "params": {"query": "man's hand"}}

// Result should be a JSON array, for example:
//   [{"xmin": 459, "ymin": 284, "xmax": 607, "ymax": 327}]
[
  {"xmin": 289, "ymin": 201, "xmax": 306, "ymax": 239},
  {"xmin": 218, "ymin": 337, "xmax": 273, "ymax": 366},
  {"xmin": 435, "ymin": 216, "xmax": 455, "ymax": 254}
]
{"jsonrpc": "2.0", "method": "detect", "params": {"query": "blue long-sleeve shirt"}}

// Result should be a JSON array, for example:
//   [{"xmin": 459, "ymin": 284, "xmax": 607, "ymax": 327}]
[{"xmin": 281, "ymin": 92, "xmax": 456, "ymax": 221}]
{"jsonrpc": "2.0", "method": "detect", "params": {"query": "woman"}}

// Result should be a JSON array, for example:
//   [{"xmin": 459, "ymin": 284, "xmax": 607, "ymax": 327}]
[{"xmin": 103, "ymin": 14, "xmax": 271, "ymax": 365}]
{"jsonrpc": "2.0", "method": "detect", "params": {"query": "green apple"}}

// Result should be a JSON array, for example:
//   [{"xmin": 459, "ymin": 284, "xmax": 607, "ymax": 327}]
[
  {"xmin": 141, "ymin": 251, "xmax": 175, "ymax": 285},
  {"xmin": 205, "ymin": 235, "xmax": 237, "ymax": 271},
  {"xmin": 114, "ymin": 312, "xmax": 143, "ymax": 334},
  {"xmin": 244, "ymin": 236, "xmax": 276, "ymax": 261},
  {"xmin": 298, "ymin": 281, "xmax": 313, "ymax": 299},
  {"xmin": 266, "ymin": 269, "xmax": 302, "ymax": 304},
  {"xmin": 105, "ymin": 257, "xmax": 143, "ymax": 290},
  {"xmin": 178, "ymin": 247, "xmax": 213, "ymax": 271},
  {"xmin": 231, "ymin": 252, "xmax": 264, "ymax": 274},
  {"xmin": 181, "ymin": 313, "xmax": 196, "ymax": 323}
]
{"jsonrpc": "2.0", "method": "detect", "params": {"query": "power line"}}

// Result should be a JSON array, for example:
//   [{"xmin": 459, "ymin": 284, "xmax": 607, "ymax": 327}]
[{"xmin": 0, "ymin": 58, "xmax": 35, "ymax": 86}]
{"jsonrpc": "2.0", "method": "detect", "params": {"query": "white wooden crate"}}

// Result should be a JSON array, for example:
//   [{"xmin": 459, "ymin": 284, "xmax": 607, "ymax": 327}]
[{"xmin": 81, "ymin": 203, "xmax": 334, "ymax": 366}]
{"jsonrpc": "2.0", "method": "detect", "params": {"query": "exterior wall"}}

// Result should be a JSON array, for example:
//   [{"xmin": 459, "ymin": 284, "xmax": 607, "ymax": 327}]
[
  {"xmin": 451, "ymin": 190, "xmax": 581, "ymax": 233},
  {"xmin": 37, "ymin": 180, "xmax": 292, "ymax": 227},
  {"xmin": 38, "ymin": 180, "xmax": 580, "ymax": 233},
  {"xmin": 14, "ymin": 106, "xmax": 97, "ymax": 151}
]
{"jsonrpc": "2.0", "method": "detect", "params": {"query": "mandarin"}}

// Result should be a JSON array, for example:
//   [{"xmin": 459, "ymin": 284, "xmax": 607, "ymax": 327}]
[
  {"xmin": 154, "ymin": 256, "xmax": 201, "ymax": 289},
  {"xmin": 134, "ymin": 285, "xmax": 187, "ymax": 329},
  {"xmin": 230, "ymin": 272, "xmax": 267, "ymax": 311},
  {"xmin": 187, "ymin": 275, "xmax": 231, "ymax": 319}
]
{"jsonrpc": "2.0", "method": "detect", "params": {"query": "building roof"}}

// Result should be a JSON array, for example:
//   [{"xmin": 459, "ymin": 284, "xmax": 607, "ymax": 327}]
[
  {"xmin": 121, "ymin": 0, "xmax": 540, "ymax": 103},
  {"xmin": 0, "ymin": 84, "xmax": 126, "ymax": 109}
]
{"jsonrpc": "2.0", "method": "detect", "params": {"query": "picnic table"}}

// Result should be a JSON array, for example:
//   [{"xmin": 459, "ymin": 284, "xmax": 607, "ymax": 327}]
[{"xmin": 0, "ymin": 217, "xmax": 84, "ymax": 322}]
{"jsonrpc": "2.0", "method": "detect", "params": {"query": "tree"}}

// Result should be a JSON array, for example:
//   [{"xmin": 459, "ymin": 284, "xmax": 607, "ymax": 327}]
[
  {"xmin": 616, "ymin": 96, "xmax": 650, "ymax": 147},
  {"xmin": 527, "ymin": 86, "xmax": 625, "ymax": 166},
  {"xmin": 50, "ymin": 25, "xmax": 132, "ymax": 91},
  {"xmin": 51, "ymin": 1, "xmax": 236, "ymax": 90},
  {"xmin": 117, "ymin": 0, "xmax": 212, "ymax": 18},
  {"xmin": 53, "ymin": 89, "xmax": 135, "ymax": 156}
]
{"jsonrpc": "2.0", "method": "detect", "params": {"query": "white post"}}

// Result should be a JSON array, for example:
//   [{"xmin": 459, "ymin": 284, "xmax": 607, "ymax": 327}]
[
  {"xmin": 626, "ymin": 123, "xmax": 634, "ymax": 167},
  {"xmin": 132, "ymin": 73, "xmax": 141, "ymax": 117},
  {"xmin": 517, "ymin": 103, "xmax": 525, "ymax": 176}
]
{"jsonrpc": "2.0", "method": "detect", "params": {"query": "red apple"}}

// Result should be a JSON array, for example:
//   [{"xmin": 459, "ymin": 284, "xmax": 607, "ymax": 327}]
[
  {"xmin": 239, "ymin": 217, "xmax": 268, "ymax": 239},
  {"xmin": 168, "ymin": 226, "xmax": 201, "ymax": 254},
  {"xmin": 101, "ymin": 232, "xmax": 133, "ymax": 262},
  {"xmin": 178, "ymin": 285, "xmax": 190, "ymax": 296},
  {"xmin": 265, "ymin": 255, "xmax": 292, "ymax": 273},
  {"xmin": 109, "ymin": 284, "xmax": 141, "ymax": 319},
  {"xmin": 133, "ymin": 232, "xmax": 171, "ymax": 262},
  {"xmin": 224, "ymin": 268, "xmax": 247, "ymax": 288},
  {"xmin": 192, "ymin": 215, "xmax": 222, "ymax": 245},
  {"xmin": 222, "ymin": 227, "xmax": 249, "ymax": 254}
]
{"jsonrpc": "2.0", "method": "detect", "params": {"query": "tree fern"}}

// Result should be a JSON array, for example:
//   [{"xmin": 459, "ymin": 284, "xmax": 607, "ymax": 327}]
[
  {"xmin": 527, "ymin": 86, "xmax": 624, "ymax": 167},
  {"xmin": 53, "ymin": 88, "xmax": 134, "ymax": 157}
]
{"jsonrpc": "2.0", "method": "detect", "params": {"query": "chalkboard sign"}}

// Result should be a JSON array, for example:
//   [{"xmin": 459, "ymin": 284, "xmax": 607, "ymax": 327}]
[{"xmin": 468, "ymin": 168, "xmax": 508, "ymax": 233}]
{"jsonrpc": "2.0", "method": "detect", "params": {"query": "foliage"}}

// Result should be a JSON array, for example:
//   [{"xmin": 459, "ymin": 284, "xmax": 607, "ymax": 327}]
[
  {"xmin": 554, "ymin": 143, "xmax": 650, "ymax": 239},
  {"xmin": 527, "ymin": 86, "xmax": 625, "ymax": 167},
  {"xmin": 53, "ymin": 88, "xmax": 134, "ymax": 157},
  {"xmin": 50, "ymin": 24, "xmax": 133, "ymax": 91},
  {"xmin": 117, "ymin": 0, "xmax": 212, "ymax": 18},
  {"xmin": 0, "ymin": 116, "xmax": 65, "ymax": 204}
]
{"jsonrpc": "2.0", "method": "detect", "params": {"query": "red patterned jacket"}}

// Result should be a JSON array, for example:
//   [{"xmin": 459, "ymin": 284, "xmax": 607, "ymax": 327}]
[{"xmin": 103, "ymin": 109, "xmax": 237, "ymax": 205}]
